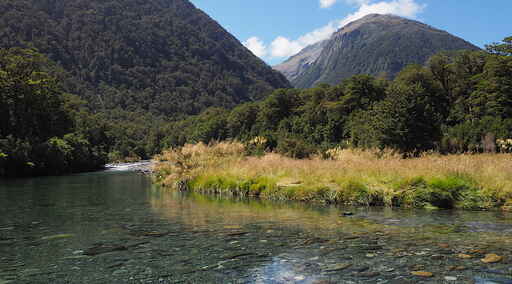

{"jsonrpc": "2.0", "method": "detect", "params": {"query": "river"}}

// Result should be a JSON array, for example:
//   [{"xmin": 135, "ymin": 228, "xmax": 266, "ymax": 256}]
[{"xmin": 0, "ymin": 165, "xmax": 511, "ymax": 283}]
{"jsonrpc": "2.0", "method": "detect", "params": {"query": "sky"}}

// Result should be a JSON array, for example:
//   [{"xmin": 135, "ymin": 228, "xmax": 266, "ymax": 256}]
[{"xmin": 190, "ymin": 0, "xmax": 511, "ymax": 66}]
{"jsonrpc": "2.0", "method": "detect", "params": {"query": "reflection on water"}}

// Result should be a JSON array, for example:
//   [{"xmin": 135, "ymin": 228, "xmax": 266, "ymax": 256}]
[
  {"xmin": 149, "ymin": 191, "xmax": 383, "ymax": 235},
  {"xmin": 0, "ymin": 170, "xmax": 511, "ymax": 283}
]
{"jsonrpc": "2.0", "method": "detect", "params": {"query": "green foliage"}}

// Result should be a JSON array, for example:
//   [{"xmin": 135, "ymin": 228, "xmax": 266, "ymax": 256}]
[
  {"xmin": 0, "ymin": 48, "xmax": 108, "ymax": 177},
  {"xmin": 0, "ymin": 48, "xmax": 73, "ymax": 141},
  {"xmin": 0, "ymin": 0, "xmax": 291, "ymax": 164},
  {"xmin": 486, "ymin": 36, "xmax": 512, "ymax": 56},
  {"xmin": 0, "ymin": 0, "xmax": 289, "ymax": 117},
  {"xmin": 276, "ymin": 138, "xmax": 316, "ymax": 159},
  {"xmin": 348, "ymin": 67, "xmax": 442, "ymax": 153}
]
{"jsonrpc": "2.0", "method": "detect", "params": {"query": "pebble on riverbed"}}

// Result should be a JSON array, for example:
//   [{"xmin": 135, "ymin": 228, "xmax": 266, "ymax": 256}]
[
  {"xmin": 481, "ymin": 254, "xmax": 503, "ymax": 263},
  {"xmin": 411, "ymin": 271, "xmax": 433, "ymax": 277}
]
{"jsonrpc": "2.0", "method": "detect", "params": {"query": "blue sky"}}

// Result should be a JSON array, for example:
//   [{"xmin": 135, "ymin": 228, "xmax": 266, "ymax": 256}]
[{"xmin": 190, "ymin": 0, "xmax": 511, "ymax": 65}]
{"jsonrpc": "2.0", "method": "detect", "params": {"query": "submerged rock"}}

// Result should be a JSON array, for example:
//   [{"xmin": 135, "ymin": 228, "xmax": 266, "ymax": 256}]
[
  {"xmin": 457, "ymin": 253, "xmax": 473, "ymax": 259},
  {"xmin": 411, "ymin": 271, "xmax": 433, "ymax": 277},
  {"xmin": 41, "ymin": 234, "xmax": 74, "ymax": 240},
  {"xmin": 358, "ymin": 271, "xmax": 380, "ymax": 278},
  {"xmin": 324, "ymin": 263, "xmax": 352, "ymax": 272},
  {"xmin": 481, "ymin": 254, "xmax": 503, "ymax": 264},
  {"xmin": 84, "ymin": 244, "xmax": 127, "ymax": 256},
  {"xmin": 448, "ymin": 266, "xmax": 466, "ymax": 271}
]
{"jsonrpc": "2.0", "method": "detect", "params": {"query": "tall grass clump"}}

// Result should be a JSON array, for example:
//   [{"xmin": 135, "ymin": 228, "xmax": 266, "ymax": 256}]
[
  {"xmin": 153, "ymin": 141, "xmax": 245, "ymax": 188},
  {"xmin": 154, "ymin": 143, "xmax": 512, "ymax": 210}
]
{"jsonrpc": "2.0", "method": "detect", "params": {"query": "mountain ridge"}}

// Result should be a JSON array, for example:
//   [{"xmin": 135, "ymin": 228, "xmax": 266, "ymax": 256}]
[{"xmin": 275, "ymin": 14, "xmax": 480, "ymax": 88}]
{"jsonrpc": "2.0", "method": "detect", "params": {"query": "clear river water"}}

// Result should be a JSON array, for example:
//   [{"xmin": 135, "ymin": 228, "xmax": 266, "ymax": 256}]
[{"xmin": 1, "ymin": 164, "xmax": 512, "ymax": 284}]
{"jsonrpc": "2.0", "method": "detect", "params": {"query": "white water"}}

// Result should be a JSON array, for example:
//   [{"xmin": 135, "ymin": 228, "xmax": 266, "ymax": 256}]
[{"xmin": 104, "ymin": 160, "xmax": 152, "ymax": 172}]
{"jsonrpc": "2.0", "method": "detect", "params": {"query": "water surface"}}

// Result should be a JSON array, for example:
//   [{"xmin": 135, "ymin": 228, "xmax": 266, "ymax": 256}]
[{"xmin": 1, "ymin": 167, "xmax": 511, "ymax": 283}]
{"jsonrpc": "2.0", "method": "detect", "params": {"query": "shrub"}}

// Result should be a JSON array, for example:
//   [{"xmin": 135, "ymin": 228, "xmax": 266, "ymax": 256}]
[{"xmin": 276, "ymin": 138, "xmax": 315, "ymax": 159}]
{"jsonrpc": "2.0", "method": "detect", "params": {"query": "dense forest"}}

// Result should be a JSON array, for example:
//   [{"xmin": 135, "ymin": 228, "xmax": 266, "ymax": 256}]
[
  {"xmin": 0, "ymin": 48, "xmax": 109, "ymax": 176},
  {"xmin": 0, "ymin": 0, "xmax": 289, "ymax": 116},
  {"xmin": 0, "ymin": 0, "xmax": 290, "ymax": 165},
  {"xmin": 163, "ymin": 37, "xmax": 512, "ymax": 158}
]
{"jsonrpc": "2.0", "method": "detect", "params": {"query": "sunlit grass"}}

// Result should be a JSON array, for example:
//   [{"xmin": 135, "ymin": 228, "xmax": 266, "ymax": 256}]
[{"xmin": 154, "ymin": 142, "xmax": 512, "ymax": 210}]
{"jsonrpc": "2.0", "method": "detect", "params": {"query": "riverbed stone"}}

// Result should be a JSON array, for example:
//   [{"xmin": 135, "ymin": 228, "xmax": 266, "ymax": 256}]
[
  {"xmin": 481, "ymin": 254, "xmax": 503, "ymax": 263},
  {"xmin": 324, "ymin": 263, "xmax": 352, "ymax": 272},
  {"xmin": 457, "ymin": 253, "xmax": 473, "ymax": 259},
  {"xmin": 411, "ymin": 271, "xmax": 433, "ymax": 277},
  {"xmin": 41, "ymin": 234, "xmax": 74, "ymax": 240},
  {"xmin": 444, "ymin": 276, "xmax": 458, "ymax": 281},
  {"xmin": 351, "ymin": 265, "xmax": 370, "ymax": 272},
  {"xmin": 112, "ymin": 269, "xmax": 128, "ymax": 276},
  {"xmin": 431, "ymin": 254, "xmax": 445, "ymax": 260},
  {"xmin": 358, "ymin": 271, "xmax": 380, "ymax": 278}
]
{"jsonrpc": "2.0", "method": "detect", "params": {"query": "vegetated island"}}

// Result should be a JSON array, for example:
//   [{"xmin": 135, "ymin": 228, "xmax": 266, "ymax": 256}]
[
  {"xmin": 153, "ymin": 37, "xmax": 512, "ymax": 211},
  {"xmin": 153, "ymin": 141, "xmax": 512, "ymax": 211}
]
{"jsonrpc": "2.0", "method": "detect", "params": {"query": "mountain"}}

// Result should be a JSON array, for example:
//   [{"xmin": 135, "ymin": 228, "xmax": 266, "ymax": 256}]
[
  {"xmin": 275, "ymin": 14, "xmax": 480, "ymax": 88},
  {"xmin": 273, "ymin": 40, "xmax": 328, "ymax": 83},
  {"xmin": 0, "ymin": 0, "xmax": 290, "ymax": 117}
]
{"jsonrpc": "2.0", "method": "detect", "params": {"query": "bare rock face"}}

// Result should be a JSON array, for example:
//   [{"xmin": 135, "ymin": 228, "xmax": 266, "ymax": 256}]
[
  {"xmin": 275, "ymin": 14, "xmax": 480, "ymax": 88},
  {"xmin": 273, "ymin": 40, "xmax": 328, "ymax": 83}
]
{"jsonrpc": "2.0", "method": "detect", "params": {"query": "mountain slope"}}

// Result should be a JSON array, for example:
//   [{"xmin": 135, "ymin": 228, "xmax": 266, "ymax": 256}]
[
  {"xmin": 0, "ymin": 0, "xmax": 290, "ymax": 117},
  {"xmin": 276, "ymin": 14, "xmax": 480, "ymax": 88},
  {"xmin": 273, "ymin": 40, "xmax": 328, "ymax": 83}
]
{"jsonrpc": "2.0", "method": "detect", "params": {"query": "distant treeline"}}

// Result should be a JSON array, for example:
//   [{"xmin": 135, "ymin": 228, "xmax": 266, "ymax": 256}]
[{"xmin": 163, "ymin": 37, "xmax": 512, "ymax": 157}]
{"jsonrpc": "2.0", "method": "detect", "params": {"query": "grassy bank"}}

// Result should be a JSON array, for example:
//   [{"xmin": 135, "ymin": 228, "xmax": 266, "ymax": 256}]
[{"xmin": 153, "ymin": 142, "xmax": 512, "ymax": 210}]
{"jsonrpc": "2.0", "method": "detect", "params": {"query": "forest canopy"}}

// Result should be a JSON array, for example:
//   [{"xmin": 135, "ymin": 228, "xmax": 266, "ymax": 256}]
[
  {"xmin": 0, "ymin": 48, "xmax": 109, "ymax": 176},
  {"xmin": 0, "ymin": 0, "xmax": 289, "ymax": 117}
]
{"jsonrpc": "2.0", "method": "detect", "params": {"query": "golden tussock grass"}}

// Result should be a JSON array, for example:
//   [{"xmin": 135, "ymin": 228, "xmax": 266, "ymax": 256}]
[{"xmin": 153, "ymin": 142, "xmax": 512, "ymax": 210}]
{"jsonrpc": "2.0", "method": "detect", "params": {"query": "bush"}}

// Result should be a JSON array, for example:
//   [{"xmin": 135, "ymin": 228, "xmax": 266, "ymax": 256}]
[{"xmin": 276, "ymin": 138, "xmax": 316, "ymax": 159}]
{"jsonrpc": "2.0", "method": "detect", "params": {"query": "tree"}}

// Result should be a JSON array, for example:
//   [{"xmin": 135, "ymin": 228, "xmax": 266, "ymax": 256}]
[
  {"xmin": 0, "ymin": 48, "xmax": 108, "ymax": 177},
  {"xmin": 486, "ymin": 36, "xmax": 512, "ymax": 56},
  {"xmin": 0, "ymin": 48, "xmax": 73, "ymax": 141},
  {"xmin": 348, "ymin": 66, "xmax": 446, "ymax": 154}
]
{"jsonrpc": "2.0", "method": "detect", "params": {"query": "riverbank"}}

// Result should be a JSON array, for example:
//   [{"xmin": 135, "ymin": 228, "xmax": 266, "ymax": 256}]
[{"xmin": 153, "ymin": 142, "xmax": 512, "ymax": 211}]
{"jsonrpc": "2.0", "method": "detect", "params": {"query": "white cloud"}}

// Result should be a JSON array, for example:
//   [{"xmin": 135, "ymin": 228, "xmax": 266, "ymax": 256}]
[
  {"xmin": 339, "ymin": 0, "xmax": 425, "ymax": 26},
  {"xmin": 243, "ymin": 37, "xmax": 267, "ymax": 58},
  {"xmin": 320, "ymin": 0, "xmax": 337, "ymax": 8},
  {"xmin": 269, "ymin": 22, "xmax": 339, "ymax": 57},
  {"xmin": 270, "ymin": 36, "xmax": 304, "ymax": 58},
  {"xmin": 320, "ymin": 0, "xmax": 370, "ymax": 9},
  {"xmin": 248, "ymin": 0, "xmax": 425, "ymax": 60}
]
